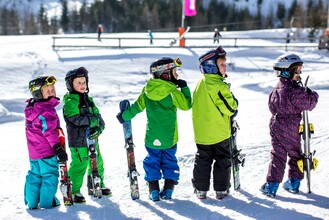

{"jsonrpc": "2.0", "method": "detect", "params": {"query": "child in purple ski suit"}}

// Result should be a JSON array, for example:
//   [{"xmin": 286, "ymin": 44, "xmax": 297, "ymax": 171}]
[
  {"xmin": 261, "ymin": 54, "xmax": 319, "ymax": 197},
  {"xmin": 24, "ymin": 76, "xmax": 68, "ymax": 209}
]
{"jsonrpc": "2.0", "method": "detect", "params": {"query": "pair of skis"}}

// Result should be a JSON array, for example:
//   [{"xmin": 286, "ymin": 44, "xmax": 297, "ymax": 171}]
[
  {"xmin": 56, "ymin": 128, "xmax": 73, "ymax": 206},
  {"xmin": 119, "ymin": 100, "xmax": 140, "ymax": 200},
  {"xmin": 229, "ymin": 119, "xmax": 245, "ymax": 190},
  {"xmin": 57, "ymin": 128, "xmax": 104, "ymax": 207},
  {"xmin": 297, "ymin": 76, "xmax": 318, "ymax": 193},
  {"xmin": 86, "ymin": 129, "xmax": 103, "ymax": 198}
]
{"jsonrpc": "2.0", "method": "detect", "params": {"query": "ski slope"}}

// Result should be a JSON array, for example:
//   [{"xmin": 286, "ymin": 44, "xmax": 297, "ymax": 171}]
[{"xmin": 0, "ymin": 29, "xmax": 328, "ymax": 220}]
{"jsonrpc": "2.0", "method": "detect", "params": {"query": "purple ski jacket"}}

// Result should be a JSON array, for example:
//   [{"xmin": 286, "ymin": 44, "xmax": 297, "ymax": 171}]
[{"xmin": 25, "ymin": 97, "xmax": 61, "ymax": 160}]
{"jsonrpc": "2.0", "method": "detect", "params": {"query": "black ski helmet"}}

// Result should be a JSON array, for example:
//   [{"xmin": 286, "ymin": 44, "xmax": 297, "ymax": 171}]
[
  {"xmin": 65, "ymin": 67, "xmax": 89, "ymax": 92},
  {"xmin": 150, "ymin": 57, "xmax": 182, "ymax": 81},
  {"xmin": 28, "ymin": 76, "xmax": 56, "ymax": 101},
  {"xmin": 199, "ymin": 46, "xmax": 226, "ymax": 75},
  {"xmin": 273, "ymin": 53, "xmax": 303, "ymax": 79}
]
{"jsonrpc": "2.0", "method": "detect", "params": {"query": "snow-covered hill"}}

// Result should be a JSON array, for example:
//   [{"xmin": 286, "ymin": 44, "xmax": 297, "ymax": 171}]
[{"xmin": 0, "ymin": 29, "xmax": 328, "ymax": 220}]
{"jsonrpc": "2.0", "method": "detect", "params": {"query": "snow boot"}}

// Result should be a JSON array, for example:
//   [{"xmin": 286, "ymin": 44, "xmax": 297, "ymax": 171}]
[
  {"xmin": 73, "ymin": 193, "xmax": 86, "ymax": 203},
  {"xmin": 159, "ymin": 179, "xmax": 177, "ymax": 200},
  {"xmin": 194, "ymin": 189, "xmax": 207, "ymax": 200},
  {"xmin": 260, "ymin": 182, "xmax": 279, "ymax": 198},
  {"xmin": 283, "ymin": 178, "xmax": 300, "ymax": 194},
  {"xmin": 148, "ymin": 180, "xmax": 160, "ymax": 201},
  {"xmin": 215, "ymin": 190, "xmax": 229, "ymax": 200}
]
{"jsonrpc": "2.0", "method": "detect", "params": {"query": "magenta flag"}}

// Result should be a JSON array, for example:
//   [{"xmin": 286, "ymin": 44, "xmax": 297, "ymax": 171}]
[{"xmin": 184, "ymin": 0, "xmax": 196, "ymax": 17}]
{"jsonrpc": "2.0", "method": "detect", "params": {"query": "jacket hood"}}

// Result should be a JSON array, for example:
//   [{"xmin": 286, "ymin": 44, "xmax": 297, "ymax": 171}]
[
  {"xmin": 145, "ymin": 78, "xmax": 177, "ymax": 101},
  {"xmin": 25, "ymin": 97, "xmax": 60, "ymax": 121}
]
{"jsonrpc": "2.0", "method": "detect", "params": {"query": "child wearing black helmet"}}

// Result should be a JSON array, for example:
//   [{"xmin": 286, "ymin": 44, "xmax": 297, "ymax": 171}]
[
  {"xmin": 192, "ymin": 46, "xmax": 238, "ymax": 200},
  {"xmin": 24, "ymin": 76, "xmax": 68, "ymax": 209},
  {"xmin": 63, "ymin": 67, "xmax": 111, "ymax": 203},
  {"xmin": 116, "ymin": 57, "xmax": 192, "ymax": 201}
]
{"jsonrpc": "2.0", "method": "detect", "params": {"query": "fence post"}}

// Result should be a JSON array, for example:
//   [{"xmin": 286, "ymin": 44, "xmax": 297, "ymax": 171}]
[
  {"xmin": 52, "ymin": 37, "xmax": 56, "ymax": 50},
  {"xmin": 119, "ymin": 38, "xmax": 121, "ymax": 48}
]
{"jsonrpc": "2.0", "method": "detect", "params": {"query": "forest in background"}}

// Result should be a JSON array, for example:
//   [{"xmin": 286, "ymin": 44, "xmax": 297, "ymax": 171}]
[{"xmin": 0, "ymin": 0, "xmax": 327, "ymax": 35}]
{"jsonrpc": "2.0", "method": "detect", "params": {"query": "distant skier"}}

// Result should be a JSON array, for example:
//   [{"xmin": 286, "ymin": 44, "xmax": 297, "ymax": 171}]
[
  {"xmin": 148, "ymin": 29, "xmax": 153, "ymax": 45},
  {"xmin": 192, "ymin": 46, "xmax": 238, "ymax": 200},
  {"xmin": 260, "ymin": 54, "xmax": 319, "ymax": 198},
  {"xmin": 97, "ymin": 24, "xmax": 104, "ymax": 41},
  {"xmin": 24, "ymin": 76, "xmax": 68, "ymax": 209},
  {"xmin": 116, "ymin": 57, "xmax": 192, "ymax": 201},
  {"xmin": 213, "ymin": 28, "xmax": 222, "ymax": 44}
]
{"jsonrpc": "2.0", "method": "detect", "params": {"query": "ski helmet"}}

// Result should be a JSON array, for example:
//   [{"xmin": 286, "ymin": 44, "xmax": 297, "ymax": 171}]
[
  {"xmin": 29, "ymin": 76, "xmax": 57, "ymax": 101},
  {"xmin": 198, "ymin": 46, "xmax": 226, "ymax": 74},
  {"xmin": 273, "ymin": 53, "xmax": 303, "ymax": 78},
  {"xmin": 150, "ymin": 57, "xmax": 182, "ymax": 81},
  {"xmin": 65, "ymin": 66, "xmax": 89, "ymax": 92}
]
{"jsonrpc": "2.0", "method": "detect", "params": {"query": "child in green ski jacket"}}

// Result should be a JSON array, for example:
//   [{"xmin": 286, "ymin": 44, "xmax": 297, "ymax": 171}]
[
  {"xmin": 192, "ymin": 46, "xmax": 238, "ymax": 200},
  {"xmin": 63, "ymin": 67, "xmax": 111, "ymax": 203},
  {"xmin": 117, "ymin": 57, "xmax": 192, "ymax": 201}
]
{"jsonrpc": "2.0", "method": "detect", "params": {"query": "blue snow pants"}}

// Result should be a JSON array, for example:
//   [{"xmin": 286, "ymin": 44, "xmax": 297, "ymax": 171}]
[
  {"xmin": 24, "ymin": 156, "xmax": 60, "ymax": 209},
  {"xmin": 143, "ymin": 145, "xmax": 180, "ymax": 182}
]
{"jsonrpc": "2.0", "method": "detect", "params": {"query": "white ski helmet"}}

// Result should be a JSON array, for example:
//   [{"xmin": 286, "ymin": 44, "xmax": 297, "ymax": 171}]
[{"xmin": 273, "ymin": 53, "xmax": 303, "ymax": 78}]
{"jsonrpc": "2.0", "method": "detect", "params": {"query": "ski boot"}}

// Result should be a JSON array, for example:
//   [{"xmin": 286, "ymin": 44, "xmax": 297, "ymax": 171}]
[
  {"xmin": 148, "ymin": 180, "xmax": 160, "ymax": 201},
  {"xmin": 194, "ymin": 189, "xmax": 207, "ymax": 200},
  {"xmin": 215, "ymin": 190, "xmax": 229, "ymax": 200},
  {"xmin": 283, "ymin": 178, "xmax": 300, "ymax": 194},
  {"xmin": 73, "ymin": 193, "xmax": 86, "ymax": 203},
  {"xmin": 101, "ymin": 187, "xmax": 112, "ymax": 196},
  {"xmin": 260, "ymin": 182, "xmax": 279, "ymax": 198},
  {"xmin": 159, "ymin": 179, "xmax": 177, "ymax": 200}
]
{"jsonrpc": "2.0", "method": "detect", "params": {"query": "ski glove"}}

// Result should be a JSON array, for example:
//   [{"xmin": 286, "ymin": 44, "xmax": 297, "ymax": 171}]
[
  {"xmin": 176, "ymin": 79, "xmax": 187, "ymax": 88},
  {"xmin": 306, "ymin": 87, "xmax": 312, "ymax": 94},
  {"xmin": 53, "ymin": 143, "xmax": 68, "ymax": 163},
  {"xmin": 90, "ymin": 116, "xmax": 99, "ymax": 128},
  {"xmin": 116, "ymin": 112, "xmax": 125, "ymax": 124},
  {"xmin": 88, "ymin": 126, "xmax": 104, "ymax": 140}
]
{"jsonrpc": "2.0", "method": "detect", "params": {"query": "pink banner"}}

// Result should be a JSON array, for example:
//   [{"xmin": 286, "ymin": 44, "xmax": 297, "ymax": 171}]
[{"xmin": 184, "ymin": 0, "xmax": 196, "ymax": 17}]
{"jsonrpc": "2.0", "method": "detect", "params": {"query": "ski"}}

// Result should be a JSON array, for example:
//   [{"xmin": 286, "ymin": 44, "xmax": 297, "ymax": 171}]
[
  {"xmin": 86, "ymin": 129, "xmax": 102, "ymax": 198},
  {"xmin": 170, "ymin": 26, "xmax": 191, "ymax": 46},
  {"xmin": 297, "ymin": 76, "xmax": 318, "ymax": 193},
  {"xmin": 56, "ymin": 128, "xmax": 73, "ymax": 206},
  {"xmin": 119, "ymin": 100, "xmax": 140, "ymax": 200},
  {"xmin": 229, "ymin": 119, "xmax": 245, "ymax": 190},
  {"xmin": 59, "ymin": 162, "xmax": 73, "ymax": 206}
]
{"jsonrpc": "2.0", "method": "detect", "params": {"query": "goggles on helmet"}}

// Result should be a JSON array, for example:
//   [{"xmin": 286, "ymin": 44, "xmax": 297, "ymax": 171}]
[
  {"xmin": 150, "ymin": 57, "xmax": 182, "ymax": 74},
  {"xmin": 199, "ymin": 46, "xmax": 226, "ymax": 65},
  {"xmin": 29, "ymin": 76, "xmax": 57, "ymax": 92}
]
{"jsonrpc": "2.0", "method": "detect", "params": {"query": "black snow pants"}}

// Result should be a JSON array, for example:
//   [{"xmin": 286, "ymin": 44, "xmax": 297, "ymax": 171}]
[{"xmin": 192, "ymin": 138, "xmax": 231, "ymax": 191}]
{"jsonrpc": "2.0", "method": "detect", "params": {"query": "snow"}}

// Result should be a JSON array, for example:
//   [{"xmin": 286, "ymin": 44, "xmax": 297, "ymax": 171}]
[{"xmin": 0, "ymin": 29, "xmax": 328, "ymax": 220}]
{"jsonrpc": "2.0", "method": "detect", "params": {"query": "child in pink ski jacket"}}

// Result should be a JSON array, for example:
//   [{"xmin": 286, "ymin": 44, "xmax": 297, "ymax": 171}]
[{"xmin": 24, "ymin": 76, "xmax": 67, "ymax": 209}]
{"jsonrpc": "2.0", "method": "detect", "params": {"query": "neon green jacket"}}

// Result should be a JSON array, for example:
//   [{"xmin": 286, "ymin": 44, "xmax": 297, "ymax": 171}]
[
  {"xmin": 192, "ymin": 74, "xmax": 238, "ymax": 145},
  {"xmin": 122, "ymin": 78, "xmax": 192, "ymax": 149}
]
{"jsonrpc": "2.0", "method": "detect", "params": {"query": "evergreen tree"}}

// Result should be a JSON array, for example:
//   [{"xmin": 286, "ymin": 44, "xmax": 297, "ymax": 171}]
[{"xmin": 61, "ymin": 0, "xmax": 69, "ymax": 33}]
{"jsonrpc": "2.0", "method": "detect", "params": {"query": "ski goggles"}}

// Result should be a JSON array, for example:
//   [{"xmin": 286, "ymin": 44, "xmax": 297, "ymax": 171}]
[
  {"xmin": 29, "ymin": 76, "xmax": 57, "ymax": 92},
  {"xmin": 150, "ymin": 58, "xmax": 182, "ymax": 74},
  {"xmin": 199, "ymin": 46, "xmax": 227, "ymax": 65}
]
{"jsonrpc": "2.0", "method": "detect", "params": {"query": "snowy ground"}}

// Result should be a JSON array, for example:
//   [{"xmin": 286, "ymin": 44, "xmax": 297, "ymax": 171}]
[{"xmin": 0, "ymin": 29, "xmax": 328, "ymax": 220}]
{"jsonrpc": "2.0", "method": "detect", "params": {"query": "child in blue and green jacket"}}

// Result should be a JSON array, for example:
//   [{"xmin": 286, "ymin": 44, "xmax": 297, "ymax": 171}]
[{"xmin": 117, "ymin": 57, "xmax": 192, "ymax": 201}]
